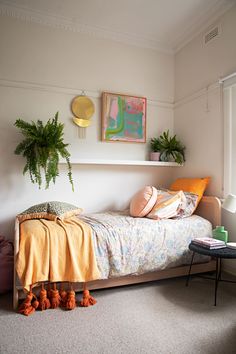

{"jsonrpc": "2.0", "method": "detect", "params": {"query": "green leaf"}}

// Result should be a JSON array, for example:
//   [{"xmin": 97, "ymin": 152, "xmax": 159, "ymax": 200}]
[
  {"xmin": 150, "ymin": 130, "xmax": 185, "ymax": 164},
  {"xmin": 14, "ymin": 112, "xmax": 74, "ymax": 190}
]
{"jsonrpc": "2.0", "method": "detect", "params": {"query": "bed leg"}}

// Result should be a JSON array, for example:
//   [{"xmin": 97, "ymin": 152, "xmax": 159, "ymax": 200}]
[
  {"xmin": 13, "ymin": 284, "xmax": 19, "ymax": 310},
  {"xmin": 13, "ymin": 218, "xmax": 20, "ymax": 310}
]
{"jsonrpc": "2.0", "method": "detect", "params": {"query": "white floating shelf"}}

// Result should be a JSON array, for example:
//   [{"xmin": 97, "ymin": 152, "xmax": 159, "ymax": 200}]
[{"xmin": 59, "ymin": 159, "xmax": 182, "ymax": 167}]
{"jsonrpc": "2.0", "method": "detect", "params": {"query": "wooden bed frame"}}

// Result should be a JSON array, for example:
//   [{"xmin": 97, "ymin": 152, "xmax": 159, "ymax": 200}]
[{"xmin": 13, "ymin": 196, "xmax": 221, "ymax": 309}]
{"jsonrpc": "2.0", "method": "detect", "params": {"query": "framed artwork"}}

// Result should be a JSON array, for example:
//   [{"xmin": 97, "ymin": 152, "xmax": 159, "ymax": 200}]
[{"xmin": 102, "ymin": 92, "xmax": 146, "ymax": 143}]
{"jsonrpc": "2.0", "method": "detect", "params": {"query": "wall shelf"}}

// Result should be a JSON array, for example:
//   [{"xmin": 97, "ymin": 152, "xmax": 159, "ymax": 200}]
[{"xmin": 59, "ymin": 159, "xmax": 182, "ymax": 167}]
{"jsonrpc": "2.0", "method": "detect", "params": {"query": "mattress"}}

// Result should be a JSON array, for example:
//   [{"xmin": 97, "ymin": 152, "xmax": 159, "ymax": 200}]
[{"xmin": 79, "ymin": 211, "xmax": 212, "ymax": 279}]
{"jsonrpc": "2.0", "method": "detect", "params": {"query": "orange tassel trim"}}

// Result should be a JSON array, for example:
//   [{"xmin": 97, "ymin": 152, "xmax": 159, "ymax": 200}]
[
  {"xmin": 59, "ymin": 284, "xmax": 68, "ymax": 308},
  {"xmin": 18, "ymin": 286, "xmax": 39, "ymax": 316},
  {"xmin": 38, "ymin": 283, "xmax": 50, "ymax": 311},
  {"xmin": 50, "ymin": 283, "xmax": 61, "ymax": 309},
  {"xmin": 33, "ymin": 298, "xmax": 39, "ymax": 309},
  {"xmin": 47, "ymin": 283, "xmax": 52, "ymax": 299},
  {"xmin": 79, "ymin": 284, "xmax": 97, "ymax": 307},
  {"xmin": 65, "ymin": 290, "xmax": 76, "ymax": 310},
  {"xmin": 18, "ymin": 282, "xmax": 98, "ymax": 315}
]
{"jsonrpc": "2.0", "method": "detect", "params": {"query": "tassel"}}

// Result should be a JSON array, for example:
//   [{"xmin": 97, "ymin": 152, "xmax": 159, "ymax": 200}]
[
  {"xmin": 50, "ymin": 283, "xmax": 61, "ymax": 309},
  {"xmin": 18, "ymin": 286, "xmax": 38, "ymax": 316},
  {"xmin": 65, "ymin": 284, "xmax": 76, "ymax": 310},
  {"xmin": 79, "ymin": 283, "xmax": 97, "ymax": 307},
  {"xmin": 32, "ymin": 298, "xmax": 39, "ymax": 310},
  {"xmin": 18, "ymin": 292, "xmax": 35, "ymax": 316},
  {"xmin": 65, "ymin": 290, "xmax": 76, "ymax": 310},
  {"xmin": 47, "ymin": 283, "xmax": 52, "ymax": 299},
  {"xmin": 22, "ymin": 306, "xmax": 35, "ymax": 316},
  {"xmin": 59, "ymin": 284, "xmax": 68, "ymax": 308},
  {"xmin": 38, "ymin": 283, "xmax": 51, "ymax": 311}
]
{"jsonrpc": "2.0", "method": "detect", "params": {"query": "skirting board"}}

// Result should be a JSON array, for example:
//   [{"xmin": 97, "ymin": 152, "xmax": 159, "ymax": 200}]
[
  {"xmin": 15, "ymin": 260, "xmax": 216, "ymax": 308},
  {"xmin": 222, "ymin": 263, "xmax": 236, "ymax": 277}
]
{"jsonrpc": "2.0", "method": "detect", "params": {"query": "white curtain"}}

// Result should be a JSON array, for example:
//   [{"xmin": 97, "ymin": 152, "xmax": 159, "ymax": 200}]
[{"xmin": 223, "ymin": 74, "xmax": 236, "ymax": 196}]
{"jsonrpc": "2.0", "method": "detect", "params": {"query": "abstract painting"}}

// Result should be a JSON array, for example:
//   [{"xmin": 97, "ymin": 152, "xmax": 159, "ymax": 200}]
[{"xmin": 102, "ymin": 92, "xmax": 146, "ymax": 143}]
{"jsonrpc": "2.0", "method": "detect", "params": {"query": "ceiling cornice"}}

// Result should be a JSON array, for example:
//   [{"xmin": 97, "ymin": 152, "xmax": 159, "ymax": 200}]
[
  {"xmin": 0, "ymin": 0, "xmax": 235, "ymax": 55},
  {"xmin": 0, "ymin": 1, "xmax": 174, "ymax": 54}
]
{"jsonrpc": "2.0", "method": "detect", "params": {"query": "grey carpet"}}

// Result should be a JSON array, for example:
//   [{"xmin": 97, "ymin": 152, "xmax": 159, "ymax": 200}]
[{"xmin": 0, "ymin": 275, "xmax": 236, "ymax": 354}]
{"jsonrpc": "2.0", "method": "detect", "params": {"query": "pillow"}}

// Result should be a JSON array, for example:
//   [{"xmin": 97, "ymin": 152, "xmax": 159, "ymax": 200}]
[
  {"xmin": 169, "ymin": 177, "xmax": 210, "ymax": 207},
  {"xmin": 17, "ymin": 201, "xmax": 82, "ymax": 223},
  {"xmin": 173, "ymin": 192, "xmax": 199, "ymax": 219},
  {"xmin": 130, "ymin": 186, "xmax": 158, "ymax": 217},
  {"xmin": 147, "ymin": 190, "xmax": 186, "ymax": 220}
]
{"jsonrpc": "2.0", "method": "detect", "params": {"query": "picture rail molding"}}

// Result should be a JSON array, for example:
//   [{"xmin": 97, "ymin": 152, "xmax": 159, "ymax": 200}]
[{"xmin": 0, "ymin": 78, "xmax": 174, "ymax": 109}]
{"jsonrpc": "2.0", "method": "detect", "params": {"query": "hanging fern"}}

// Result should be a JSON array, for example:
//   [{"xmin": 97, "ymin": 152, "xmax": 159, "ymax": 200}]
[{"xmin": 14, "ymin": 112, "xmax": 74, "ymax": 191}]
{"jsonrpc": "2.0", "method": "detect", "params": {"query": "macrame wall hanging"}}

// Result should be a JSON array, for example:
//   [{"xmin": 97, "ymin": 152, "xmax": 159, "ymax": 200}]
[{"xmin": 71, "ymin": 91, "xmax": 95, "ymax": 139}]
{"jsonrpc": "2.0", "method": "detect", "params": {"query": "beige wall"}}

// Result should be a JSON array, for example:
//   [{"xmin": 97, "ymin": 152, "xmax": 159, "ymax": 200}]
[
  {"xmin": 175, "ymin": 6, "xmax": 236, "ymax": 102},
  {"xmin": 174, "ymin": 4, "xmax": 236, "ymax": 274},
  {"xmin": 0, "ymin": 16, "xmax": 175, "ymax": 239}
]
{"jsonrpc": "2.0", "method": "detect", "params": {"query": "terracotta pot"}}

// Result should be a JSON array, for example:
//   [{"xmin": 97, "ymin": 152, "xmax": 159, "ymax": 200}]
[{"xmin": 150, "ymin": 152, "xmax": 160, "ymax": 161}]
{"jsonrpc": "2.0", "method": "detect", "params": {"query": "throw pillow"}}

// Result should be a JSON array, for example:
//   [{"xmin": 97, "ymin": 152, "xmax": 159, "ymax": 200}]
[
  {"xmin": 147, "ymin": 190, "xmax": 186, "ymax": 220},
  {"xmin": 173, "ymin": 192, "xmax": 199, "ymax": 219},
  {"xmin": 130, "ymin": 186, "xmax": 158, "ymax": 217},
  {"xmin": 169, "ymin": 177, "xmax": 210, "ymax": 207},
  {"xmin": 17, "ymin": 201, "xmax": 82, "ymax": 222}
]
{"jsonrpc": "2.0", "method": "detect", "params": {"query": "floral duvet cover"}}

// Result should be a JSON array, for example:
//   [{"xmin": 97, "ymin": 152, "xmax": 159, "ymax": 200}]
[{"xmin": 79, "ymin": 211, "xmax": 212, "ymax": 279}]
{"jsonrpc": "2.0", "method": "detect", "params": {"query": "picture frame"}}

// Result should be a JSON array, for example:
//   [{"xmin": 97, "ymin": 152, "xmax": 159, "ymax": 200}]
[{"xmin": 102, "ymin": 92, "xmax": 146, "ymax": 143}]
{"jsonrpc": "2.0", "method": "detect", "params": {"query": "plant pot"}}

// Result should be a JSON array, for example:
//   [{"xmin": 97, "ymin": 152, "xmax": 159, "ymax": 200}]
[{"xmin": 150, "ymin": 152, "xmax": 160, "ymax": 161}]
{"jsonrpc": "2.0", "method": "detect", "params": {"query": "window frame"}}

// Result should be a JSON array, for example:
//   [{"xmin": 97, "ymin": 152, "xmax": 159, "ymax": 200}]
[{"xmin": 223, "ymin": 75, "xmax": 236, "ymax": 197}]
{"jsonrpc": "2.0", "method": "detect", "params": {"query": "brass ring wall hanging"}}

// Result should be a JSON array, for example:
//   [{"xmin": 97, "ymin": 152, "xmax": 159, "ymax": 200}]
[{"xmin": 71, "ymin": 93, "xmax": 95, "ymax": 138}]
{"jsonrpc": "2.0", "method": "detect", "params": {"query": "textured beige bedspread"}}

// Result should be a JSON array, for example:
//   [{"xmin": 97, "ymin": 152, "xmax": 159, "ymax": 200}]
[{"xmin": 16, "ymin": 217, "xmax": 100, "ymax": 290}]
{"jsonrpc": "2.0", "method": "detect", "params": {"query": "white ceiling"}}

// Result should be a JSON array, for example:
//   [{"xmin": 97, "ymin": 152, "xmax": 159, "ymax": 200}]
[{"xmin": 0, "ymin": 0, "xmax": 235, "ymax": 53}]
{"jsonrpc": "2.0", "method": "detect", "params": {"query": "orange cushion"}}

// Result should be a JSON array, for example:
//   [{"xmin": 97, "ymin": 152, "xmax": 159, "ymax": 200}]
[
  {"xmin": 130, "ymin": 186, "xmax": 158, "ymax": 217},
  {"xmin": 169, "ymin": 177, "xmax": 210, "ymax": 207}
]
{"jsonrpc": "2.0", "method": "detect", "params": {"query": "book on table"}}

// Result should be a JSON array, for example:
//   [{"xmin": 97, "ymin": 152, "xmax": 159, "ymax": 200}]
[
  {"xmin": 192, "ymin": 237, "xmax": 226, "ymax": 249},
  {"xmin": 226, "ymin": 242, "xmax": 236, "ymax": 249}
]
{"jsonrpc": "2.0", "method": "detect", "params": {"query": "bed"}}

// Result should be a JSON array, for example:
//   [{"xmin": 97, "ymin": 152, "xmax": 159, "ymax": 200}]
[{"xmin": 13, "ymin": 196, "xmax": 221, "ymax": 309}]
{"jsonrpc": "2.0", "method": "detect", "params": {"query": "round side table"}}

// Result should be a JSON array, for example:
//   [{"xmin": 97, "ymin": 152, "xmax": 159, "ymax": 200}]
[{"xmin": 186, "ymin": 242, "xmax": 236, "ymax": 306}]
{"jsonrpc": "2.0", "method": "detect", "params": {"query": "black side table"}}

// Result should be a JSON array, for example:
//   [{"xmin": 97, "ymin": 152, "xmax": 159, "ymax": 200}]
[{"xmin": 186, "ymin": 242, "xmax": 236, "ymax": 306}]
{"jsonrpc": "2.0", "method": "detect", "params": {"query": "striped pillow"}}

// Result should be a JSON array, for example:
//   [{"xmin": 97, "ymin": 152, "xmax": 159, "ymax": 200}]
[{"xmin": 147, "ymin": 190, "xmax": 186, "ymax": 220}]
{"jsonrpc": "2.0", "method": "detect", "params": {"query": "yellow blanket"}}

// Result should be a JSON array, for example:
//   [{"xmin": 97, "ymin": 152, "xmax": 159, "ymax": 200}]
[{"xmin": 16, "ymin": 217, "xmax": 100, "ymax": 290}]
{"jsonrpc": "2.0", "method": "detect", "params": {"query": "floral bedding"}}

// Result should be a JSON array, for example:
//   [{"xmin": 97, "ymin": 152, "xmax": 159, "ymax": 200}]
[{"xmin": 79, "ymin": 210, "xmax": 212, "ymax": 279}]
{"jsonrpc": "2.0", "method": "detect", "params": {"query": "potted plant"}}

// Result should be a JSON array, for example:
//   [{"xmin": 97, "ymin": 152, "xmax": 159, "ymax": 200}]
[
  {"xmin": 150, "ymin": 137, "xmax": 161, "ymax": 161},
  {"xmin": 150, "ymin": 130, "xmax": 185, "ymax": 164},
  {"xmin": 14, "ymin": 112, "xmax": 74, "ymax": 191}
]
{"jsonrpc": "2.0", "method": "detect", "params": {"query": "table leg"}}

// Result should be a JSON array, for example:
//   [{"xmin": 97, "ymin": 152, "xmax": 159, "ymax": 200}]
[
  {"xmin": 219, "ymin": 258, "xmax": 222, "ymax": 281},
  {"xmin": 186, "ymin": 252, "xmax": 195, "ymax": 286},
  {"xmin": 214, "ymin": 257, "xmax": 219, "ymax": 306}
]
